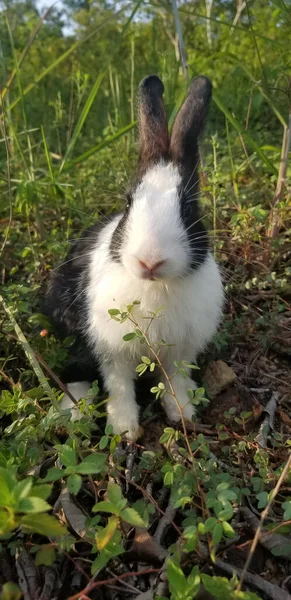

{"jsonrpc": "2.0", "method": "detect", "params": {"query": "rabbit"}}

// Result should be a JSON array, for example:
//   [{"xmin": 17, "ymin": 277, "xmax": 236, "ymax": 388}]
[{"xmin": 43, "ymin": 74, "xmax": 224, "ymax": 441}]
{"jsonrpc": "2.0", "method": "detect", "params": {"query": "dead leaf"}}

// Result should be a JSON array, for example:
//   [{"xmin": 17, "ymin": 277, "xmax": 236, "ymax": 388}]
[
  {"xmin": 15, "ymin": 548, "xmax": 40, "ymax": 600},
  {"xmin": 59, "ymin": 487, "xmax": 91, "ymax": 542},
  {"xmin": 126, "ymin": 528, "xmax": 167, "ymax": 564},
  {"xmin": 255, "ymin": 393, "xmax": 278, "ymax": 448},
  {"xmin": 279, "ymin": 409, "xmax": 291, "ymax": 429}
]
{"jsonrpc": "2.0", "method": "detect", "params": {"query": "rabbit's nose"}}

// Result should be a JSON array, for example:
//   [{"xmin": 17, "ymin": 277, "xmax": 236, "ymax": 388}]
[{"xmin": 138, "ymin": 259, "xmax": 165, "ymax": 279}]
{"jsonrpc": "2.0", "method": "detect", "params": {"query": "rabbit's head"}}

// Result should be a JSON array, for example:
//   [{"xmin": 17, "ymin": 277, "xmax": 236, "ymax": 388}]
[{"xmin": 110, "ymin": 75, "xmax": 212, "ymax": 281}]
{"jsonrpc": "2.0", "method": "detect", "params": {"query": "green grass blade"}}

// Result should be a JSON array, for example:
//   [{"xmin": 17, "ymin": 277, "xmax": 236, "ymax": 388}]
[
  {"xmin": 7, "ymin": 6, "xmax": 132, "ymax": 112},
  {"xmin": 212, "ymin": 89, "xmax": 277, "ymax": 175},
  {"xmin": 63, "ymin": 121, "xmax": 136, "ymax": 170},
  {"xmin": 5, "ymin": 17, "xmax": 27, "ymax": 126},
  {"xmin": 2, "ymin": 5, "xmax": 55, "ymax": 101},
  {"xmin": 0, "ymin": 295, "xmax": 58, "ymax": 409},
  {"xmin": 187, "ymin": 64, "xmax": 278, "ymax": 175},
  {"xmin": 41, "ymin": 125, "xmax": 55, "ymax": 182},
  {"xmin": 59, "ymin": 72, "xmax": 104, "ymax": 172},
  {"xmin": 59, "ymin": 1, "xmax": 142, "ymax": 172}
]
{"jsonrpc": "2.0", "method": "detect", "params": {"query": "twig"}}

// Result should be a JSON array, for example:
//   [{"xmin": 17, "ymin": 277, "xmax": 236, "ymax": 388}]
[
  {"xmin": 118, "ymin": 472, "xmax": 182, "ymax": 538},
  {"xmin": 236, "ymin": 452, "xmax": 291, "ymax": 593},
  {"xmin": 268, "ymin": 113, "xmax": 291, "ymax": 239},
  {"xmin": 0, "ymin": 92, "xmax": 13, "ymax": 256},
  {"xmin": 216, "ymin": 559, "xmax": 290, "ymax": 600},
  {"xmin": 240, "ymin": 506, "xmax": 291, "ymax": 558},
  {"xmin": 0, "ymin": 296, "xmax": 58, "ymax": 409},
  {"xmin": 125, "ymin": 446, "xmax": 137, "ymax": 492},
  {"xmin": 106, "ymin": 568, "xmax": 142, "ymax": 594},
  {"xmin": 171, "ymin": 0, "xmax": 189, "ymax": 82},
  {"xmin": 67, "ymin": 568, "xmax": 160, "ymax": 600},
  {"xmin": 154, "ymin": 502, "xmax": 176, "ymax": 545}
]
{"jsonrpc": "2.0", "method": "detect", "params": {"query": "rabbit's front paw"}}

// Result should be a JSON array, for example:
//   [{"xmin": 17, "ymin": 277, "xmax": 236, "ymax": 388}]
[
  {"xmin": 165, "ymin": 398, "xmax": 195, "ymax": 424},
  {"xmin": 106, "ymin": 415, "xmax": 143, "ymax": 441}
]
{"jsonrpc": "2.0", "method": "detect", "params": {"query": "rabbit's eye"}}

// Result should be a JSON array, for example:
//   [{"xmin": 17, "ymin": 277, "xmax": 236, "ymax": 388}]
[
  {"xmin": 183, "ymin": 203, "xmax": 192, "ymax": 219},
  {"xmin": 126, "ymin": 194, "xmax": 132, "ymax": 210}
]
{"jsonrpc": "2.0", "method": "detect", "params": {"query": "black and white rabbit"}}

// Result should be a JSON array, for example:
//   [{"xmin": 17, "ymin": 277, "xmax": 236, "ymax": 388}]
[{"xmin": 43, "ymin": 75, "xmax": 224, "ymax": 440}]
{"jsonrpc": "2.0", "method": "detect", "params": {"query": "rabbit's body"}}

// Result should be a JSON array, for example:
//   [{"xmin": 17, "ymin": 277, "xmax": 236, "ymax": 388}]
[{"xmin": 43, "ymin": 76, "xmax": 224, "ymax": 439}]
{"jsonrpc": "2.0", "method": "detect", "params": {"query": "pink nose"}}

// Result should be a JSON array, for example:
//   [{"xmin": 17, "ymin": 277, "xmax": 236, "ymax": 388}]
[{"xmin": 138, "ymin": 259, "xmax": 165, "ymax": 278}]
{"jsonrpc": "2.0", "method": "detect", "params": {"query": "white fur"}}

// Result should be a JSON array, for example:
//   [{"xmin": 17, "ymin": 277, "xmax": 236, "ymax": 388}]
[{"xmin": 64, "ymin": 162, "xmax": 224, "ymax": 439}]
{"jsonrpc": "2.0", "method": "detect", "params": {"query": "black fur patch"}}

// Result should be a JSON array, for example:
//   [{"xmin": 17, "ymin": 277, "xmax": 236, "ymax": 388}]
[
  {"xmin": 42, "ymin": 223, "xmax": 103, "ymax": 336},
  {"xmin": 179, "ymin": 181, "xmax": 209, "ymax": 270}
]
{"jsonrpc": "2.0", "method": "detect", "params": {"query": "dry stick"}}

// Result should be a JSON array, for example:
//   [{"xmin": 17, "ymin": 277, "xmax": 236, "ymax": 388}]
[
  {"xmin": 171, "ymin": 0, "xmax": 189, "ymax": 82},
  {"xmin": 217, "ymin": 559, "xmax": 290, "ymax": 600},
  {"xmin": 0, "ymin": 91, "xmax": 13, "ymax": 255},
  {"xmin": 34, "ymin": 351, "xmax": 79, "ymax": 405},
  {"xmin": 118, "ymin": 471, "xmax": 182, "ymax": 538},
  {"xmin": 0, "ymin": 296, "xmax": 58, "ymax": 409},
  {"xmin": 268, "ymin": 113, "xmax": 291, "ymax": 240},
  {"xmin": 236, "ymin": 452, "xmax": 291, "ymax": 593},
  {"xmin": 67, "ymin": 568, "xmax": 160, "ymax": 600},
  {"xmin": 127, "ymin": 315, "xmax": 193, "ymax": 461},
  {"xmin": 127, "ymin": 314, "xmax": 208, "ymax": 522},
  {"xmin": 6, "ymin": 331, "xmax": 78, "ymax": 405}
]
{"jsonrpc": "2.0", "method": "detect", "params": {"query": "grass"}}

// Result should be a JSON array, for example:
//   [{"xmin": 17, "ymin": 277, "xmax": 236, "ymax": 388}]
[{"xmin": 0, "ymin": 1, "xmax": 291, "ymax": 598}]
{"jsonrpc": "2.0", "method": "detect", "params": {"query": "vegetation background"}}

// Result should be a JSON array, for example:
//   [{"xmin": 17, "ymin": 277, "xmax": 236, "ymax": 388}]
[{"xmin": 0, "ymin": 0, "xmax": 290, "ymax": 599}]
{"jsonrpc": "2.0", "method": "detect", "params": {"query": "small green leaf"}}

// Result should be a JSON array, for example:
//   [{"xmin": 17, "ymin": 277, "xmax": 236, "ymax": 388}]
[
  {"xmin": 92, "ymin": 501, "xmax": 118, "ymax": 514},
  {"xmin": 55, "ymin": 444, "xmax": 77, "ymax": 468},
  {"xmin": 17, "ymin": 497, "xmax": 51, "ymax": 514},
  {"xmin": 212, "ymin": 522, "xmax": 223, "ymax": 545},
  {"xmin": 256, "ymin": 491, "xmax": 268, "ymax": 509},
  {"xmin": 35, "ymin": 545, "xmax": 56, "ymax": 566},
  {"xmin": 164, "ymin": 471, "xmax": 174, "ymax": 486},
  {"xmin": 77, "ymin": 453, "xmax": 107, "ymax": 475},
  {"xmin": 107, "ymin": 482, "xmax": 123, "ymax": 506},
  {"xmin": 216, "ymin": 482, "xmax": 229, "ymax": 492},
  {"xmin": 167, "ymin": 559, "xmax": 187, "ymax": 595},
  {"xmin": 96, "ymin": 516, "xmax": 118, "ymax": 550},
  {"xmin": 43, "ymin": 468, "xmax": 64, "ymax": 482},
  {"xmin": 123, "ymin": 332, "xmax": 137, "ymax": 341},
  {"xmin": 120, "ymin": 507, "xmax": 147, "ymax": 528},
  {"xmin": 282, "ymin": 500, "xmax": 291, "ymax": 520},
  {"xmin": 136, "ymin": 364, "xmax": 147, "ymax": 376},
  {"xmin": 0, "ymin": 582, "xmax": 22, "ymax": 600},
  {"xmin": 30, "ymin": 485, "xmax": 51, "ymax": 500},
  {"xmin": 99, "ymin": 436, "xmax": 109, "ymax": 450},
  {"xmin": 12, "ymin": 479, "xmax": 33, "ymax": 502},
  {"xmin": 21, "ymin": 513, "xmax": 67, "ymax": 537},
  {"xmin": 204, "ymin": 517, "xmax": 217, "ymax": 532},
  {"xmin": 222, "ymin": 521, "xmax": 236, "ymax": 538},
  {"xmin": 141, "ymin": 356, "xmax": 151, "ymax": 364},
  {"xmin": 108, "ymin": 309, "xmax": 120, "ymax": 316},
  {"xmin": 67, "ymin": 474, "xmax": 82, "ymax": 495},
  {"xmin": 218, "ymin": 506, "xmax": 233, "ymax": 521}
]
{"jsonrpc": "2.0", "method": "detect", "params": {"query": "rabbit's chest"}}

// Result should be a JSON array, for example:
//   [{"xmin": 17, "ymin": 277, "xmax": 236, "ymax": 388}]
[{"xmin": 87, "ymin": 266, "xmax": 210, "ymax": 361}]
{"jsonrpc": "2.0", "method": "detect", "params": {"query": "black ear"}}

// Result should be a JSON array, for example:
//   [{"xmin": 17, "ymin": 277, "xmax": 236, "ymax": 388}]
[
  {"xmin": 137, "ymin": 75, "xmax": 169, "ymax": 175},
  {"xmin": 169, "ymin": 76, "xmax": 212, "ymax": 182}
]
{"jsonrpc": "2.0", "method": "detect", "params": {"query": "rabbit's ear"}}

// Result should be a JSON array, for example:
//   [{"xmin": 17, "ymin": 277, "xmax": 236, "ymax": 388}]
[
  {"xmin": 169, "ymin": 76, "xmax": 212, "ymax": 180},
  {"xmin": 137, "ymin": 75, "xmax": 169, "ymax": 175}
]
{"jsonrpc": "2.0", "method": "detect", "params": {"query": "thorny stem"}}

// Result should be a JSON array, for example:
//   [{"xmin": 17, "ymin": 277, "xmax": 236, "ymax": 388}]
[
  {"xmin": 236, "ymin": 452, "xmax": 291, "ymax": 593},
  {"xmin": 127, "ymin": 314, "xmax": 193, "ymax": 458},
  {"xmin": 126, "ymin": 313, "xmax": 208, "ymax": 520},
  {"xmin": 118, "ymin": 471, "xmax": 182, "ymax": 537},
  {"xmin": 67, "ymin": 568, "xmax": 160, "ymax": 600}
]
